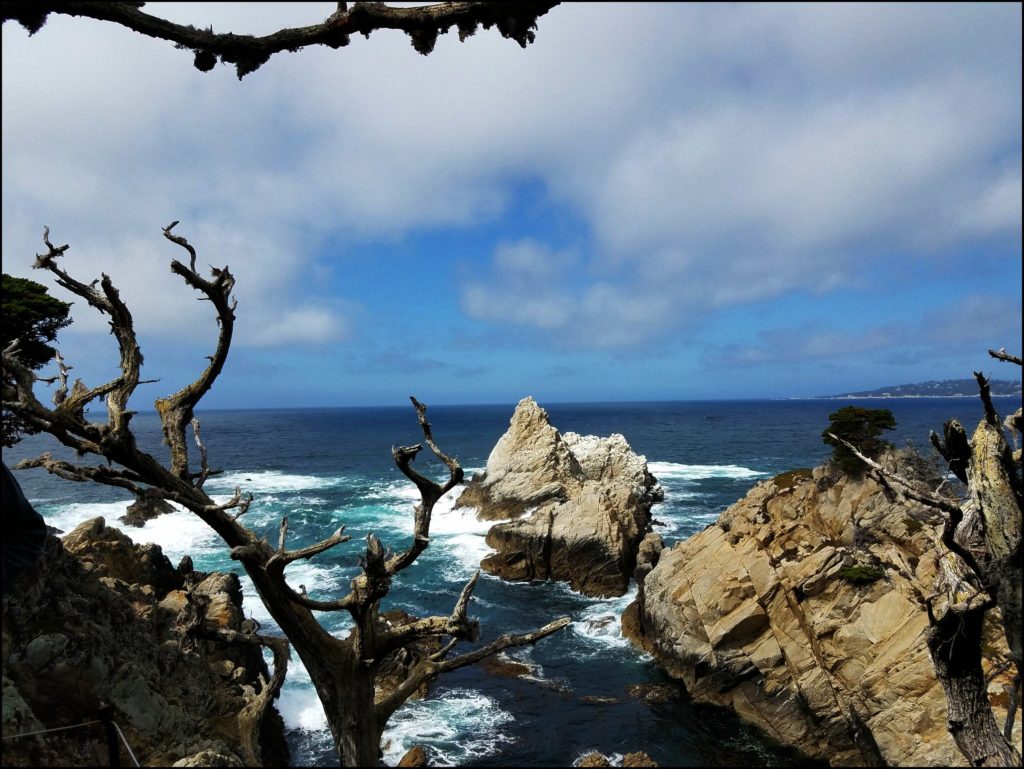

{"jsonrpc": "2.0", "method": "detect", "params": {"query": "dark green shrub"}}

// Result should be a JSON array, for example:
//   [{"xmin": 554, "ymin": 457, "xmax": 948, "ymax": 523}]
[
  {"xmin": 772, "ymin": 468, "xmax": 813, "ymax": 490},
  {"xmin": 838, "ymin": 564, "xmax": 885, "ymax": 585},
  {"xmin": 903, "ymin": 517, "xmax": 924, "ymax": 535},
  {"xmin": 822, "ymin": 406, "xmax": 896, "ymax": 474},
  {"xmin": 2, "ymin": 274, "xmax": 73, "ymax": 447}
]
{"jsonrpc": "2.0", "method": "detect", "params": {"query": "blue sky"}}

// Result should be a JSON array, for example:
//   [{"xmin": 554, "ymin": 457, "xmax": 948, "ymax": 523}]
[{"xmin": 2, "ymin": 3, "xmax": 1021, "ymax": 408}]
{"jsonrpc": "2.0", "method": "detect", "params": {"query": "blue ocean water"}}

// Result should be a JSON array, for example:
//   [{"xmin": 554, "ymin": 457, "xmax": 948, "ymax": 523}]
[{"xmin": 6, "ymin": 397, "xmax": 1017, "ymax": 766}]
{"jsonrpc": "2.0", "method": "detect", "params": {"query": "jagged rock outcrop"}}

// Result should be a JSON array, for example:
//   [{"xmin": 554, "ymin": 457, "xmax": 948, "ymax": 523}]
[
  {"xmin": 456, "ymin": 397, "xmax": 663, "ymax": 597},
  {"xmin": 576, "ymin": 750, "xmax": 659, "ymax": 767},
  {"xmin": 120, "ymin": 487, "xmax": 176, "ymax": 527},
  {"xmin": 1, "ymin": 517, "xmax": 288, "ymax": 768},
  {"xmin": 623, "ymin": 452, "xmax": 1022, "ymax": 766}
]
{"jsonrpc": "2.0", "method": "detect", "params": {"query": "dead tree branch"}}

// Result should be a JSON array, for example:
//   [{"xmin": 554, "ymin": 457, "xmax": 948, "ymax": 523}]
[
  {"xmin": 989, "ymin": 348, "xmax": 1023, "ymax": 366},
  {"xmin": 185, "ymin": 594, "xmax": 290, "ymax": 767},
  {"xmin": 376, "ymin": 615, "xmax": 570, "ymax": 722},
  {"xmin": 2, "ymin": 1, "xmax": 561, "ymax": 78}
]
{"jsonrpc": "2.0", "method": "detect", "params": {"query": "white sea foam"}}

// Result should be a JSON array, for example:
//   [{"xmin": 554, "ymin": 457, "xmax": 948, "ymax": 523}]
[
  {"xmin": 381, "ymin": 688, "xmax": 515, "ymax": 766},
  {"xmin": 41, "ymin": 499, "xmax": 226, "ymax": 563},
  {"xmin": 648, "ymin": 461, "xmax": 766, "ymax": 480},
  {"xmin": 278, "ymin": 682, "xmax": 329, "ymax": 732},
  {"xmin": 570, "ymin": 585, "xmax": 639, "ymax": 653},
  {"xmin": 205, "ymin": 470, "xmax": 345, "ymax": 494}
]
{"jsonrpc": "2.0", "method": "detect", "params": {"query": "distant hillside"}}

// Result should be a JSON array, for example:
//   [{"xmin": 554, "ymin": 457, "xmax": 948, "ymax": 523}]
[{"xmin": 820, "ymin": 379, "xmax": 1022, "ymax": 399}]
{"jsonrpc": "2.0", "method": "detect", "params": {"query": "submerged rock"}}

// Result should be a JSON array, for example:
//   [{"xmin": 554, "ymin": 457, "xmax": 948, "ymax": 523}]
[
  {"xmin": 456, "ymin": 397, "xmax": 662, "ymax": 597},
  {"xmin": 624, "ymin": 450, "xmax": 1022, "ymax": 766},
  {"xmin": 576, "ymin": 750, "xmax": 659, "ymax": 767}
]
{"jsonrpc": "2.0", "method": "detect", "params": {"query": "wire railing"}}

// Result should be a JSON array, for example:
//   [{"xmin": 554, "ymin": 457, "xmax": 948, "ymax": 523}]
[{"xmin": 1, "ymin": 705, "xmax": 140, "ymax": 767}]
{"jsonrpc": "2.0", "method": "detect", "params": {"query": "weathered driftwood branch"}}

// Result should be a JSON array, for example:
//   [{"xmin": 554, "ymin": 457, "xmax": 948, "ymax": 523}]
[
  {"xmin": 930, "ymin": 419, "xmax": 972, "ymax": 485},
  {"xmin": 2, "ymin": 1, "xmax": 561, "ymax": 78},
  {"xmin": 378, "ymin": 571, "xmax": 482, "ymax": 657}
]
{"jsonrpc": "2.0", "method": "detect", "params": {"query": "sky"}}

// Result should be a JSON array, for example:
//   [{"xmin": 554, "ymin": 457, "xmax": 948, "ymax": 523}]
[{"xmin": 2, "ymin": 2, "xmax": 1021, "ymax": 409}]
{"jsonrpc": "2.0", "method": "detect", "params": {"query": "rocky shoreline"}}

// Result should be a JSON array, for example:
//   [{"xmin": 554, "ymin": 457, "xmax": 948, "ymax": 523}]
[
  {"xmin": 622, "ymin": 452, "xmax": 1022, "ymax": 767},
  {"xmin": 2, "ymin": 517, "xmax": 289, "ymax": 767}
]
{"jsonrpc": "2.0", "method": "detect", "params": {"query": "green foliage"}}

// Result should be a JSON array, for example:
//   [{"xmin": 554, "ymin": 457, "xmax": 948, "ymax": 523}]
[
  {"xmin": 837, "ymin": 564, "xmax": 885, "ymax": 585},
  {"xmin": 822, "ymin": 406, "xmax": 897, "ymax": 474},
  {"xmin": 2, "ymin": 274, "xmax": 73, "ymax": 447},
  {"xmin": 772, "ymin": 468, "xmax": 813, "ymax": 490},
  {"xmin": 2, "ymin": 274, "xmax": 73, "ymax": 368},
  {"xmin": 903, "ymin": 517, "xmax": 924, "ymax": 535}
]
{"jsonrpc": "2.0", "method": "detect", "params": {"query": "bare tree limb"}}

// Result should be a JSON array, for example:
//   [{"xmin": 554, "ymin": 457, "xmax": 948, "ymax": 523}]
[
  {"xmin": 827, "ymin": 433, "xmax": 962, "ymax": 515},
  {"xmin": 387, "ymin": 396, "xmax": 464, "ymax": 575},
  {"xmin": 989, "ymin": 348, "xmax": 1023, "ymax": 366},
  {"xmin": 2, "ymin": 1, "xmax": 561, "ymax": 78},
  {"xmin": 156, "ymin": 222, "xmax": 237, "ymax": 481},
  {"xmin": 375, "ymin": 615, "xmax": 570, "ymax": 721},
  {"xmin": 974, "ymin": 371, "xmax": 1000, "ymax": 429},
  {"xmin": 377, "ymin": 571, "xmax": 481, "ymax": 656},
  {"xmin": 4, "ymin": 230, "xmax": 573, "ymax": 766}
]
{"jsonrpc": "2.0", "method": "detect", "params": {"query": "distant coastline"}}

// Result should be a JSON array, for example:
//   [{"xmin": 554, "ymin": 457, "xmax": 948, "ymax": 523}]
[{"xmin": 815, "ymin": 378, "xmax": 1021, "ymax": 400}]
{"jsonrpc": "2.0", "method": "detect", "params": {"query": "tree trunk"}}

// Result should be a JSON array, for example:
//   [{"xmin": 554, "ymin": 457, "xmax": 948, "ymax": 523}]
[
  {"xmin": 928, "ymin": 606, "xmax": 1022, "ymax": 767},
  {"xmin": 337, "ymin": 664, "xmax": 384, "ymax": 768}
]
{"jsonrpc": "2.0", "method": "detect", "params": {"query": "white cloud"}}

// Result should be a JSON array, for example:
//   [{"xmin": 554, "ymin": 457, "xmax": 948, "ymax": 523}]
[
  {"xmin": 3, "ymin": 2, "xmax": 1020, "ymax": 359},
  {"xmin": 244, "ymin": 306, "xmax": 348, "ymax": 347}
]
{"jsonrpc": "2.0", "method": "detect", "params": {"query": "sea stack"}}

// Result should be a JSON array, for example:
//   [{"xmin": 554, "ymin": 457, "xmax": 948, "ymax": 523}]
[{"xmin": 455, "ymin": 397, "xmax": 663, "ymax": 597}]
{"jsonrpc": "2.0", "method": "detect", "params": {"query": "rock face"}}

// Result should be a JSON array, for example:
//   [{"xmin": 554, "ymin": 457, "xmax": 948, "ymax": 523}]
[
  {"xmin": 1, "ymin": 517, "xmax": 288, "ymax": 768},
  {"xmin": 624, "ymin": 452, "xmax": 1022, "ymax": 767},
  {"xmin": 456, "ymin": 397, "xmax": 663, "ymax": 597}
]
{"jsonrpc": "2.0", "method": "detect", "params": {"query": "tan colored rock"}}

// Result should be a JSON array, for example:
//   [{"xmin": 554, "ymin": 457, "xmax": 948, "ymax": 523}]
[
  {"xmin": 458, "ymin": 397, "xmax": 662, "ymax": 596},
  {"xmin": 625, "ymin": 451, "xmax": 1022, "ymax": 767},
  {"xmin": 398, "ymin": 744, "xmax": 429, "ymax": 767},
  {"xmin": 622, "ymin": 752, "xmax": 658, "ymax": 767}
]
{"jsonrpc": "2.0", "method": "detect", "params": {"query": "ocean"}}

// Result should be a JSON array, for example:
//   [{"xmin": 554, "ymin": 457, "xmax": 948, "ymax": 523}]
[{"xmin": 5, "ymin": 396, "xmax": 1018, "ymax": 767}]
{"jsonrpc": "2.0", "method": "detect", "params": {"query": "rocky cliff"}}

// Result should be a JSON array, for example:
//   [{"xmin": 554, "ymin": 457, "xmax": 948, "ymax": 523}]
[
  {"xmin": 456, "ymin": 397, "xmax": 663, "ymax": 597},
  {"xmin": 623, "ymin": 452, "xmax": 1021, "ymax": 766},
  {"xmin": 2, "ymin": 517, "xmax": 288, "ymax": 767}
]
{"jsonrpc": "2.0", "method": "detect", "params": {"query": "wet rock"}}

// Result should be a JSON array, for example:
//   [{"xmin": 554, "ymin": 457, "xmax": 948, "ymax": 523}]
[
  {"xmin": 398, "ymin": 744, "xmax": 429, "ymax": 767},
  {"xmin": 625, "ymin": 683, "xmax": 680, "ymax": 704},
  {"xmin": 478, "ymin": 653, "xmax": 535, "ymax": 679},
  {"xmin": 171, "ymin": 748, "xmax": 245, "ymax": 766},
  {"xmin": 622, "ymin": 752, "xmax": 659, "ymax": 767},
  {"xmin": 121, "ymin": 488, "xmax": 176, "ymax": 527}
]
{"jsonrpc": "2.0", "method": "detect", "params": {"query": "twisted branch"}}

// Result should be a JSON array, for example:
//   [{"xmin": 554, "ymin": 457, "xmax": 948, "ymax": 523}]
[
  {"xmin": 156, "ymin": 222, "xmax": 237, "ymax": 481},
  {"xmin": 376, "ymin": 614, "xmax": 570, "ymax": 721},
  {"xmin": 2, "ymin": 2, "xmax": 561, "ymax": 79},
  {"xmin": 387, "ymin": 397, "xmax": 464, "ymax": 575}
]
